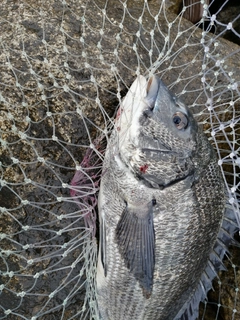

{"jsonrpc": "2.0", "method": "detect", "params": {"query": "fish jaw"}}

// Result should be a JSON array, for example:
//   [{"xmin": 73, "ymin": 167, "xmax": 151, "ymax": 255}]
[
  {"xmin": 115, "ymin": 75, "xmax": 148, "ymax": 154},
  {"xmin": 115, "ymin": 75, "xmax": 162, "ymax": 157}
]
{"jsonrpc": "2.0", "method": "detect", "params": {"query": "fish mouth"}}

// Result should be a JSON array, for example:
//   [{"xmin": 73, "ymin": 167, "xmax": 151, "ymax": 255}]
[{"xmin": 145, "ymin": 75, "xmax": 161, "ymax": 110}]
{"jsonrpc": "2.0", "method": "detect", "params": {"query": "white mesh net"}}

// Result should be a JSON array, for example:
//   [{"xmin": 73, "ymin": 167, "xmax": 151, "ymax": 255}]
[{"xmin": 0, "ymin": 0, "xmax": 239, "ymax": 319}]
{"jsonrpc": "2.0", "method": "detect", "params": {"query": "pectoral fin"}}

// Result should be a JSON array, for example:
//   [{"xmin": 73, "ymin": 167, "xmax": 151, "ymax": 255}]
[{"xmin": 115, "ymin": 200, "xmax": 155, "ymax": 298}]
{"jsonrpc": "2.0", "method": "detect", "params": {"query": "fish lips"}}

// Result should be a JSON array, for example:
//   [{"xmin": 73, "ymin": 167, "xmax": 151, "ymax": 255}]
[
  {"xmin": 136, "ymin": 75, "xmax": 164, "ymax": 125},
  {"xmin": 145, "ymin": 75, "xmax": 169, "ymax": 114},
  {"xmin": 145, "ymin": 75, "xmax": 162, "ymax": 110}
]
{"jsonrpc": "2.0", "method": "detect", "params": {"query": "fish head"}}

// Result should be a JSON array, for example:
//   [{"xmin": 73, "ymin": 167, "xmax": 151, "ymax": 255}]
[{"xmin": 115, "ymin": 75, "xmax": 205, "ymax": 189}]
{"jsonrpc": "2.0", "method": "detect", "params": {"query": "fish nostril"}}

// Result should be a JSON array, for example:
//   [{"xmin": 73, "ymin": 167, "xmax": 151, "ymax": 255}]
[
  {"xmin": 142, "ymin": 109, "xmax": 153, "ymax": 118},
  {"xmin": 148, "ymin": 102, "xmax": 155, "ymax": 111}
]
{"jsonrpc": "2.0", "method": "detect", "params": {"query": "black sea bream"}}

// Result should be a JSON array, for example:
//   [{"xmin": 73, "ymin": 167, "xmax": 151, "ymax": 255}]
[{"xmin": 96, "ymin": 75, "xmax": 237, "ymax": 320}]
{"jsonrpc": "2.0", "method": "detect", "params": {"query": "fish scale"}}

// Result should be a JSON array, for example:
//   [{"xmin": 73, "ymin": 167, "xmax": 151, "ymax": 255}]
[{"xmin": 96, "ymin": 75, "xmax": 236, "ymax": 320}]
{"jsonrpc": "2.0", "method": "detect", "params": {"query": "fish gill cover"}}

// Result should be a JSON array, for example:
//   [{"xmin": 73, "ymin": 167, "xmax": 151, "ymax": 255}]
[{"xmin": 0, "ymin": 0, "xmax": 239, "ymax": 319}]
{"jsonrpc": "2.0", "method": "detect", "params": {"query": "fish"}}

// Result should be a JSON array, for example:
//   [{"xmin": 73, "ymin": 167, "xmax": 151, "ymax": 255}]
[{"xmin": 96, "ymin": 75, "xmax": 238, "ymax": 320}]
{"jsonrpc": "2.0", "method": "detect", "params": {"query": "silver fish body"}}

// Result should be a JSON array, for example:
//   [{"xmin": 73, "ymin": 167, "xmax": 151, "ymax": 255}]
[{"xmin": 96, "ymin": 75, "xmax": 233, "ymax": 320}]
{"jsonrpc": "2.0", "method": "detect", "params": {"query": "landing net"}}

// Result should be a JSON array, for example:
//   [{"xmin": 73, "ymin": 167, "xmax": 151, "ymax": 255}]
[{"xmin": 0, "ymin": 0, "xmax": 239, "ymax": 319}]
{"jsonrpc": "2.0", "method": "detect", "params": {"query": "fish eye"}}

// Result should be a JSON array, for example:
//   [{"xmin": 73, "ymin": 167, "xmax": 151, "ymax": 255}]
[{"xmin": 172, "ymin": 112, "xmax": 188, "ymax": 130}]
